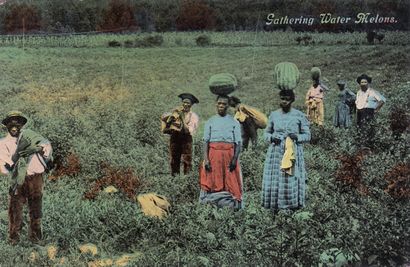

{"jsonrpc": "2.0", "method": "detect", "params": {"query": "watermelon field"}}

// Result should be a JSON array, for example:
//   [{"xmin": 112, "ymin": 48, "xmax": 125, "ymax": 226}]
[{"xmin": 0, "ymin": 31, "xmax": 409, "ymax": 266}]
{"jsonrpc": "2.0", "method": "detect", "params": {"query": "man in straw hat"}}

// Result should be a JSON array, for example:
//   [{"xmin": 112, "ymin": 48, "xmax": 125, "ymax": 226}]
[
  {"xmin": 355, "ymin": 74, "xmax": 386, "ymax": 128},
  {"xmin": 0, "ymin": 111, "xmax": 52, "ymax": 245},
  {"xmin": 199, "ymin": 95, "xmax": 243, "ymax": 209},
  {"xmin": 166, "ymin": 93, "xmax": 199, "ymax": 176}
]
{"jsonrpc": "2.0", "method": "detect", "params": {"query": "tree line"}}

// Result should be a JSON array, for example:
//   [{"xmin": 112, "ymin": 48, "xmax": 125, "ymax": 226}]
[{"xmin": 0, "ymin": 0, "xmax": 408, "ymax": 34}]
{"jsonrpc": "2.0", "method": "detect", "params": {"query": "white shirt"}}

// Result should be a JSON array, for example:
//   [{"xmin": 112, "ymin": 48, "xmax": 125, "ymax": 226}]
[
  {"xmin": 0, "ymin": 133, "xmax": 52, "ymax": 175},
  {"xmin": 356, "ymin": 88, "xmax": 386, "ymax": 110},
  {"xmin": 184, "ymin": 111, "xmax": 199, "ymax": 135}
]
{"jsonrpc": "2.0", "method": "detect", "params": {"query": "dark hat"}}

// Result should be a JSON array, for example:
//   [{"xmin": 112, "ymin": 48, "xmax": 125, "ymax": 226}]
[
  {"xmin": 356, "ymin": 74, "xmax": 372, "ymax": 84},
  {"xmin": 2, "ymin": 111, "xmax": 28, "ymax": 126},
  {"xmin": 337, "ymin": 80, "xmax": 346, "ymax": 86},
  {"xmin": 178, "ymin": 93, "xmax": 199, "ymax": 104},
  {"xmin": 228, "ymin": 96, "xmax": 241, "ymax": 107}
]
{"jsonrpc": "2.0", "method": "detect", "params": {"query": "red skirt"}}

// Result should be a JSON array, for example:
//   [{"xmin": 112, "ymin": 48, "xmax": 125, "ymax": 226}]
[{"xmin": 199, "ymin": 142, "xmax": 242, "ymax": 201}]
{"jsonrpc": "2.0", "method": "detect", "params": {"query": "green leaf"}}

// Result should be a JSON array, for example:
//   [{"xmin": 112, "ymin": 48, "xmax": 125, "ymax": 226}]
[
  {"xmin": 367, "ymin": 255, "xmax": 377, "ymax": 265},
  {"xmin": 293, "ymin": 211, "xmax": 313, "ymax": 221}
]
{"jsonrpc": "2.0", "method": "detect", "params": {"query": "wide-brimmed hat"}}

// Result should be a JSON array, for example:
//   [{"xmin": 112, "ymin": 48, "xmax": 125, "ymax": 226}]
[
  {"xmin": 178, "ymin": 93, "xmax": 199, "ymax": 104},
  {"xmin": 2, "ymin": 111, "xmax": 28, "ymax": 126},
  {"xmin": 337, "ymin": 80, "xmax": 346, "ymax": 86},
  {"xmin": 356, "ymin": 74, "xmax": 372, "ymax": 84}
]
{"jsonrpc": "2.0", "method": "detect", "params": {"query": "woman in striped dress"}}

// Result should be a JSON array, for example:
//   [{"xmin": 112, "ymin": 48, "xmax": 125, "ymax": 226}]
[
  {"xmin": 333, "ymin": 80, "xmax": 356, "ymax": 128},
  {"xmin": 262, "ymin": 89, "xmax": 311, "ymax": 211}
]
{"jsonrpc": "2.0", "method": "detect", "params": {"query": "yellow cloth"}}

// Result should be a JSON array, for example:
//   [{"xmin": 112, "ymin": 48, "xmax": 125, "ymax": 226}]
[
  {"xmin": 103, "ymin": 186, "xmax": 118, "ymax": 193},
  {"xmin": 79, "ymin": 243, "xmax": 98, "ymax": 256},
  {"xmin": 46, "ymin": 245, "xmax": 58, "ymax": 261},
  {"xmin": 234, "ymin": 104, "xmax": 268, "ymax": 129},
  {"xmin": 114, "ymin": 252, "xmax": 143, "ymax": 267},
  {"xmin": 88, "ymin": 259, "xmax": 113, "ymax": 267},
  {"xmin": 137, "ymin": 193, "xmax": 170, "ymax": 219},
  {"xmin": 281, "ymin": 137, "xmax": 296, "ymax": 175},
  {"xmin": 234, "ymin": 108, "xmax": 248, "ymax": 123},
  {"xmin": 306, "ymin": 99, "xmax": 324, "ymax": 126}
]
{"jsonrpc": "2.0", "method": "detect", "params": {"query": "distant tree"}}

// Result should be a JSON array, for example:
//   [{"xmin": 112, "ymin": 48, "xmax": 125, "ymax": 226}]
[
  {"xmin": 0, "ymin": 0, "xmax": 407, "ymax": 34},
  {"xmin": 99, "ymin": 0, "xmax": 137, "ymax": 32},
  {"xmin": 176, "ymin": 0, "xmax": 216, "ymax": 31},
  {"xmin": 152, "ymin": 2, "xmax": 179, "ymax": 32},
  {"xmin": 134, "ymin": 8, "xmax": 154, "ymax": 32},
  {"xmin": 4, "ymin": 3, "xmax": 41, "ymax": 33},
  {"xmin": 135, "ymin": 0, "xmax": 179, "ymax": 32}
]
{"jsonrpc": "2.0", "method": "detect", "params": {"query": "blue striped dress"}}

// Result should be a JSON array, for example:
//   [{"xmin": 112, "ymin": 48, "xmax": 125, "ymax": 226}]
[
  {"xmin": 262, "ymin": 108, "xmax": 311, "ymax": 210},
  {"xmin": 333, "ymin": 89, "xmax": 356, "ymax": 128}
]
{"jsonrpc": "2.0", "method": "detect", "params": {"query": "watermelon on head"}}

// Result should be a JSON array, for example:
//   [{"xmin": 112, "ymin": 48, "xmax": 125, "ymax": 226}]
[
  {"xmin": 274, "ymin": 62, "xmax": 300, "ymax": 90},
  {"xmin": 209, "ymin": 73, "xmax": 237, "ymax": 95},
  {"xmin": 311, "ymin": 67, "xmax": 321, "ymax": 80}
]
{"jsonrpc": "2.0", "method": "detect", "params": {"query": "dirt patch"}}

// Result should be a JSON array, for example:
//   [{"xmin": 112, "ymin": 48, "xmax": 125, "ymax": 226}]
[
  {"xmin": 335, "ymin": 149, "xmax": 370, "ymax": 195},
  {"xmin": 384, "ymin": 161, "xmax": 410, "ymax": 200},
  {"xmin": 49, "ymin": 152, "xmax": 81, "ymax": 181},
  {"xmin": 84, "ymin": 162, "xmax": 144, "ymax": 201}
]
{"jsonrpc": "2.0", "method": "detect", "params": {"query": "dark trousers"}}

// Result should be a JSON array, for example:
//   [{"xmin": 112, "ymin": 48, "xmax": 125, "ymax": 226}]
[
  {"xmin": 170, "ymin": 133, "xmax": 193, "ymax": 175},
  {"xmin": 241, "ymin": 118, "xmax": 258, "ymax": 150},
  {"xmin": 9, "ymin": 173, "xmax": 43, "ymax": 243},
  {"xmin": 357, "ymin": 108, "xmax": 375, "ymax": 128},
  {"xmin": 357, "ymin": 108, "xmax": 376, "ymax": 148}
]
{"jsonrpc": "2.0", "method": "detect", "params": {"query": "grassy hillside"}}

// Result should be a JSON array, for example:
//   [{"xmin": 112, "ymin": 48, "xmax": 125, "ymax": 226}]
[{"xmin": 0, "ymin": 32, "xmax": 409, "ymax": 266}]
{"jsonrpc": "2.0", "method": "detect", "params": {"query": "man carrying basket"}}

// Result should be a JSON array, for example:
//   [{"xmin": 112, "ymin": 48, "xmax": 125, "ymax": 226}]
[{"xmin": 162, "ymin": 93, "xmax": 199, "ymax": 176}]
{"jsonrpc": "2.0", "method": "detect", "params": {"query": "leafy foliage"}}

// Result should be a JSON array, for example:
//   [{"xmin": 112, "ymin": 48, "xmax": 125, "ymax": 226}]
[
  {"xmin": 335, "ymin": 149, "xmax": 370, "ymax": 195},
  {"xmin": 135, "ymin": 35, "xmax": 164, "ymax": 47},
  {"xmin": 48, "ymin": 152, "xmax": 81, "ymax": 181},
  {"xmin": 196, "ymin": 35, "xmax": 211, "ymax": 47},
  {"xmin": 0, "ymin": 0, "xmax": 409, "ymax": 33},
  {"xmin": 98, "ymin": 0, "xmax": 137, "ymax": 32},
  {"xmin": 0, "ymin": 37, "xmax": 408, "ymax": 266},
  {"xmin": 3, "ymin": 3, "xmax": 41, "ymax": 33},
  {"xmin": 384, "ymin": 161, "xmax": 410, "ymax": 200},
  {"xmin": 176, "ymin": 0, "xmax": 216, "ymax": 31},
  {"xmin": 108, "ymin": 40, "xmax": 121, "ymax": 47},
  {"xmin": 84, "ymin": 162, "xmax": 144, "ymax": 201},
  {"xmin": 390, "ymin": 107, "xmax": 409, "ymax": 137}
]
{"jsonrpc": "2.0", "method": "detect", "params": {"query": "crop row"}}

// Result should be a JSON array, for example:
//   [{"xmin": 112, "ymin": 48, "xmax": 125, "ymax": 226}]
[{"xmin": 0, "ymin": 31, "xmax": 408, "ymax": 48}]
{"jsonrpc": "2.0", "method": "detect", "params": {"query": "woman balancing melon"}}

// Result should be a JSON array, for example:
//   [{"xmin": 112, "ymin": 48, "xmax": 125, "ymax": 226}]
[
  {"xmin": 199, "ymin": 73, "xmax": 244, "ymax": 209},
  {"xmin": 262, "ymin": 62, "xmax": 311, "ymax": 212},
  {"xmin": 305, "ymin": 67, "xmax": 329, "ymax": 126}
]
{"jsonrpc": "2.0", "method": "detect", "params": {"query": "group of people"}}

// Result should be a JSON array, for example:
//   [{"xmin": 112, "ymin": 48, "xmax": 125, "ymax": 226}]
[
  {"xmin": 0, "ymin": 71, "xmax": 386, "ymax": 246},
  {"xmin": 164, "ymin": 87, "xmax": 311, "ymax": 211},
  {"xmin": 306, "ymin": 72, "xmax": 386, "ymax": 129},
  {"xmin": 165, "ymin": 73, "xmax": 387, "ymax": 212}
]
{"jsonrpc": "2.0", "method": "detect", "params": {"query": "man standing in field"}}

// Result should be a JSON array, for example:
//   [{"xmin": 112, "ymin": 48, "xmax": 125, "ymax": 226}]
[
  {"xmin": 355, "ymin": 74, "xmax": 386, "ymax": 128},
  {"xmin": 355, "ymin": 74, "xmax": 386, "ymax": 148},
  {"xmin": 0, "ymin": 111, "xmax": 53, "ymax": 245},
  {"xmin": 199, "ymin": 95, "xmax": 243, "ymax": 209},
  {"xmin": 166, "ymin": 93, "xmax": 199, "ymax": 176}
]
